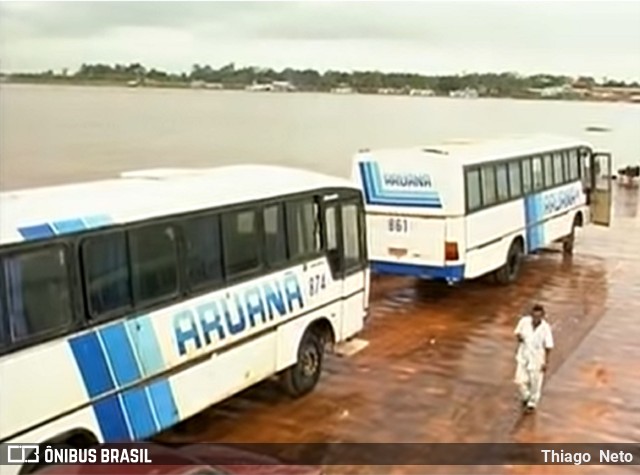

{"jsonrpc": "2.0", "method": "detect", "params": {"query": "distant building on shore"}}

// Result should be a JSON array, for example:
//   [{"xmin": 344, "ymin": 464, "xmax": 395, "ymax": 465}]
[
  {"xmin": 449, "ymin": 88, "xmax": 479, "ymax": 98},
  {"xmin": 409, "ymin": 88, "xmax": 435, "ymax": 97},
  {"xmin": 245, "ymin": 81, "xmax": 296, "ymax": 92},
  {"xmin": 331, "ymin": 84, "xmax": 354, "ymax": 94},
  {"xmin": 246, "ymin": 82, "xmax": 274, "ymax": 92},
  {"xmin": 190, "ymin": 80, "xmax": 223, "ymax": 89},
  {"xmin": 377, "ymin": 87, "xmax": 403, "ymax": 95},
  {"xmin": 540, "ymin": 84, "xmax": 573, "ymax": 97},
  {"xmin": 272, "ymin": 81, "xmax": 296, "ymax": 92}
]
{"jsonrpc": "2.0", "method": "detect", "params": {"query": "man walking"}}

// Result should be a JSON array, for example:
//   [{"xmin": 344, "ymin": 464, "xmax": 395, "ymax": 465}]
[{"xmin": 514, "ymin": 304, "xmax": 554, "ymax": 412}]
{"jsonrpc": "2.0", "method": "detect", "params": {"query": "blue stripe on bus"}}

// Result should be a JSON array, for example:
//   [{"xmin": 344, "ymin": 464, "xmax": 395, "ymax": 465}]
[
  {"xmin": 69, "ymin": 332, "xmax": 116, "ymax": 398},
  {"xmin": 371, "ymin": 260, "xmax": 465, "ymax": 281},
  {"xmin": 99, "ymin": 324, "xmax": 141, "ymax": 387},
  {"xmin": 147, "ymin": 379, "xmax": 180, "ymax": 430},
  {"xmin": 70, "ymin": 316, "xmax": 179, "ymax": 442},
  {"xmin": 524, "ymin": 194, "xmax": 545, "ymax": 251},
  {"xmin": 93, "ymin": 394, "xmax": 132, "ymax": 442},
  {"xmin": 358, "ymin": 163, "xmax": 372, "ymax": 203},
  {"xmin": 51, "ymin": 218, "xmax": 86, "ymax": 234},
  {"xmin": 121, "ymin": 386, "xmax": 158, "ymax": 439},
  {"xmin": 358, "ymin": 162, "xmax": 442, "ymax": 208},
  {"xmin": 17, "ymin": 214, "xmax": 114, "ymax": 240},
  {"xmin": 83, "ymin": 214, "xmax": 114, "ymax": 228},
  {"xmin": 17, "ymin": 224, "xmax": 55, "ymax": 240},
  {"xmin": 125, "ymin": 316, "xmax": 165, "ymax": 377},
  {"xmin": 122, "ymin": 317, "xmax": 178, "ymax": 431}
]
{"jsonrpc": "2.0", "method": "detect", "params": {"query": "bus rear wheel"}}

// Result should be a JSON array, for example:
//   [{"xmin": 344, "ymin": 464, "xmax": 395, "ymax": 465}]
[
  {"xmin": 282, "ymin": 330, "xmax": 324, "ymax": 398},
  {"xmin": 495, "ymin": 240, "xmax": 524, "ymax": 285},
  {"xmin": 563, "ymin": 215, "xmax": 581, "ymax": 255},
  {"xmin": 562, "ymin": 229, "xmax": 575, "ymax": 255}
]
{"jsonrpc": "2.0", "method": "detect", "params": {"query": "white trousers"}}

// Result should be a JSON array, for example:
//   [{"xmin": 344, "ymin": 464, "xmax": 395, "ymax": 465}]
[{"xmin": 515, "ymin": 364, "xmax": 545, "ymax": 407}]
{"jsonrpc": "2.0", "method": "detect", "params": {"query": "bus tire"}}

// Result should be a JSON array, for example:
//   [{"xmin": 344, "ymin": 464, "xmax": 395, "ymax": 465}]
[
  {"xmin": 282, "ymin": 329, "xmax": 324, "ymax": 398},
  {"xmin": 562, "ymin": 228, "xmax": 575, "ymax": 255},
  {"xmin": 563, "ymin": 214, "xmax": 581, "ymax": 255},
  {"xmin": 495, "ymin": 240, "xmax": 523, "ymax": 285}
]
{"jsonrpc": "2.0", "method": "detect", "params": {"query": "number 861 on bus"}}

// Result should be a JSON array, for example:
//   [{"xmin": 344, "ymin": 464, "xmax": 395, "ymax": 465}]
[{"xmin": 388, "ymin": 217, "xmax": 408, "ymax": 233}]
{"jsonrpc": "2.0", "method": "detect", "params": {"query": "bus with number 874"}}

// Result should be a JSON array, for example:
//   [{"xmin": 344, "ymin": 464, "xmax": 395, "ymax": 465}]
[{"xmin": 0, "ymin": 165, "xmax": 369, "ymax": 474}]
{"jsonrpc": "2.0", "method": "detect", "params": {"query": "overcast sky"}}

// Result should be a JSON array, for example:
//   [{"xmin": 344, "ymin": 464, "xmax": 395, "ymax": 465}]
[{"xmin": 1, "ymin": 1, "xmax": 639, "ymax": 80}]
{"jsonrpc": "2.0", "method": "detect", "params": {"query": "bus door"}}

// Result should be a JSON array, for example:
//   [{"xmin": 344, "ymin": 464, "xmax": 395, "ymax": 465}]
[
  {"xmin": 590, "ymin": 151, "xmax": 613, "ymax": 226},
  {"xmin": 322, "ymin": 192, "xmax": 368, "ymax": 340}
]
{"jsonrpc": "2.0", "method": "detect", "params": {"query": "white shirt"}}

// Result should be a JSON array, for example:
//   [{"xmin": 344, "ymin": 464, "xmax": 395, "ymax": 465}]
[{"xmin": 515, "ymin": 316, "xmax": 554, "ymax": 370}]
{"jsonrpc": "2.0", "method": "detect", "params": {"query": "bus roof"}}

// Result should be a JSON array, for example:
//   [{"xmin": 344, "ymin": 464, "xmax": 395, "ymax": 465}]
[
  {"xmin": 356, "ymin": 134, "xmax": 593, "ymax": 166},
  {"xmin": 0, "ymin": 165, "xmax": 357, "ymax": 246}
]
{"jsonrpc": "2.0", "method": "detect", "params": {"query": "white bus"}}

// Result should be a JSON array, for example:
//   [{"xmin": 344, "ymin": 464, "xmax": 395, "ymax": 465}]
[
  {"xmin": 0, "ymin": 165, "xmax": 369, "ymax": 474},
  {"xmin": 352, "ymin": 135, "xmax": 612, "ymax": 285}
]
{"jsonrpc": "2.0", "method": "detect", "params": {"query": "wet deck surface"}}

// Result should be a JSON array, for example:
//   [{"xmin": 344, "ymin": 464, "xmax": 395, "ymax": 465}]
[{"xmin": 160, "ymin": 185, "xmax": 640, "ymax": 474}]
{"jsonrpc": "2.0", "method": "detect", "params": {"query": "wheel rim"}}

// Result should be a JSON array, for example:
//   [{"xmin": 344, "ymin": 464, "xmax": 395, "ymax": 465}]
[{"xmin": 301, "ymin": 347, "xmax": 319, "ymax": 377}]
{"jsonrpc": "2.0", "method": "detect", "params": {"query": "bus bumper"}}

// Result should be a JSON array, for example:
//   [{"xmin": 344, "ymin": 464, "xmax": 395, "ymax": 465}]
[{"xmin": 370, "ymin": 260, "xmax": 465, "ymax": 282}]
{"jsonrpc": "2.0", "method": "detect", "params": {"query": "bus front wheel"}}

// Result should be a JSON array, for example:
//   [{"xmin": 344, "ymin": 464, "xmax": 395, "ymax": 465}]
[
  {"xmin": 281, "ymin": 330, "xmax": 324, "ymax": 398},
  {"xmin": 495, "ymin": 240, "xmax": 524, "ymax": 285}
]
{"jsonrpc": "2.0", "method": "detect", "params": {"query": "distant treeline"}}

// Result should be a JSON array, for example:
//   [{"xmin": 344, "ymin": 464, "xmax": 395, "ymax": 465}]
[{"xmin": 3, "ymin": 62, "xmax": 639, "ymax": 96}]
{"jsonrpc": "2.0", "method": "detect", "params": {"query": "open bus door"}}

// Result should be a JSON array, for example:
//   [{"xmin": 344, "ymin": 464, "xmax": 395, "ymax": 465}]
[
  {"xmin": 589, "ymin": 151, "xmax": 613, "ymax": 226},
  {"xmin": 321, "ymin": 191, "xmax": 368, "ymax": 346}
]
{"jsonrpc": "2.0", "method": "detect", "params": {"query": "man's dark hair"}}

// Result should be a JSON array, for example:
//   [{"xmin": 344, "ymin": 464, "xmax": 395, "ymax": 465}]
[{"xmin": 532, "ymin": 304, "xmax": 545, "ymax": 314}]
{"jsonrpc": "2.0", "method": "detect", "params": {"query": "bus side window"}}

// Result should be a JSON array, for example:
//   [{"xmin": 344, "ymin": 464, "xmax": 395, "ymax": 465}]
[
  {"xmin": 323, "ymin": 202, "xmax": 341, "ymax": 276},
  {"xmin": 2, "ymin": 246, "xmax": 74, "ymax": 343},
  {"xmin": 508, "ymin": 161, "xmax": 522, "ymax": 198},
  {"xmin": 532, "ymin": 156, "xmax": 544, "ymax": 191},
  {"xmin": 553, "ymin": 152, "xmax": 564, "ymax": 186},
  {"xmin": 579, "ymin": 148, "xmax": 591, "ymax": 184},
  {"xmin": 496, "ymin": 163, "xmax": 509, "ymax": 202},
  {"xmin": 522, "ymin": 158, "xmax": 533, "ymax": 194},
  {"xmin": 286, "ymin": 198, "xmax": 321, "ymax": 260},
  {"xmin": 312, "ymin": 200, "xmax": 322, "ymax": 252},
  {"xmin": 480, "ymin": 165, "xmax": 497, "ymax": 206},
  {"xmin": 82, "ymin": 231, "xmax": 132, "ymax": 317},
  {"xmin": 465, "ymin": 169, "xmax": 482, "ymax": 211},
  {"xmin": 222, "ymin": 208, "xmax": 262, "ymax": 279},
  {"xmin": 568, "ymin": 149, "xmax": 579, "ymax": 181},
  {"xmin": 341, "ymin": 201, "xmax": 366, "ymax": 274},
  {"xmin": 130, "ymin": 224, "xmax": 180, "ymax": 304},
  {"xmin": 263, "ymin": 203, "xmax": 288, "ymax": 268},
  {"xmin": 182, "ymin": 214, "xmax": 224, "ymax": 291},
  {"xmin": 543, "ymin": 154, "xmax": 554, "ymax": 188},
  {"xmin": 562, "ymin": 151, "xmax": 571, "ymax": 183}
]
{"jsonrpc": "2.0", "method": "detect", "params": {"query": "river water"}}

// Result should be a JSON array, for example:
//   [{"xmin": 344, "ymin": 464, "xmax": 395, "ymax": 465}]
[{"xmin": 1, "ymin": 84, "xmax": 638, "ymax": 190}]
